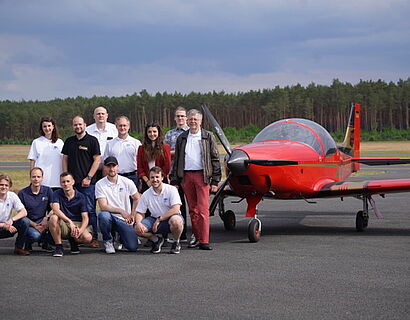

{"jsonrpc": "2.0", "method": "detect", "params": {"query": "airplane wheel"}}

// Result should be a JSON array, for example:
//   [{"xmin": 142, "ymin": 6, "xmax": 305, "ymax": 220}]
[
  {"xmin": 222, "ymin": 210, "xmax": 236, "ymax": 231},
  {"xmin": 248, "ymin": 219, "xmax": 261, "ymax": 243},
  {"xmin": 355, "ymin": 210, "xmax": 368, "ymax": 232}
]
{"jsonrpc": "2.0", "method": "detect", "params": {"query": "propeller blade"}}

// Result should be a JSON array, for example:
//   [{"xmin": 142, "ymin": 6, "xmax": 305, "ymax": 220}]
[
  {"xmin": 210, "ymin": 172, "xmax": 232, "ymax": 216},
  {"xmin": 245, "ymin": 160, "xmax": 298, "ymax": 166},
  {"xmin": 201, "ymin": 104, "xmax": 232, "ymax": 155}
]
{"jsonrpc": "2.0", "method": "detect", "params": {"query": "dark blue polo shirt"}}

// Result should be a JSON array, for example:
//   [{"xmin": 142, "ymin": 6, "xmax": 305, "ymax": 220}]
[
  {"xmin": 62, "ymin": 133, "xmax": 100, "ymax": 185},
  {"xmin": 18, "ymin": 185, "xmax": 53, "ymax": 224},
  {"xmin": 52, "ymin": 189, "xmax": 87, "ymax": 222}
]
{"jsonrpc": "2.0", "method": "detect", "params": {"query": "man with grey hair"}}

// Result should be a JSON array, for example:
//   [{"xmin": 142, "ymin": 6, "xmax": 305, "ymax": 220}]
[{"xmin": 170, "ymin": 108, "xmax": 221, "ymax": 250}]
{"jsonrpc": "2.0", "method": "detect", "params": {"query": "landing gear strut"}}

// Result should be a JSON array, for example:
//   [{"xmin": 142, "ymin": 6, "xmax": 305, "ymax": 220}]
[
  {"xmin": 356, "ymin": 196, "xmax": 369, "ymax": 232},
  {"xmin": 248, "ymin": 216, "xmax": 262, "ymax": 243},
  {"xmin": 218, "ymin": 199, "xmax": 236, "ymax": 230}
]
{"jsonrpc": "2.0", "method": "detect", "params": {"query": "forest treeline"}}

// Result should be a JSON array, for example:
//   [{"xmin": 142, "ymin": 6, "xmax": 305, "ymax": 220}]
[{"xmin": 1, "ymin": 78, "xmax": 409, "ymax": 144}]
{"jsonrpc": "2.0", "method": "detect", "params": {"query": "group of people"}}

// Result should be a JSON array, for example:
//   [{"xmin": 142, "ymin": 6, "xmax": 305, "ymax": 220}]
[{"xmin": 0, "ymin": 106, "xmax": 221, "ymax": 256}]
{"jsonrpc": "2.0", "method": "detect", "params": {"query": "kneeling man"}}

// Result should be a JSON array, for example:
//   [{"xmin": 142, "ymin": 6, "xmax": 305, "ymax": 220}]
[
  {"xmin": 0, "ymin": 173, "xmax": 30, "ymax": 255},
  {"xmin": 96, "ymin": 156, "xmax": 140, "ymax": 254},
  {"xmin": 49, "ymin": 172, "xmax": 93, "ymax": 257},
  {"xmin": 135, "ymin": 166, "xmax": 184, "ymax": 254}
]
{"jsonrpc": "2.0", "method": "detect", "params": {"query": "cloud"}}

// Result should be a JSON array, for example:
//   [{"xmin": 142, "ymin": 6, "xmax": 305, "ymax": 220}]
[{"xmin": 0, "ymin": 0, "xmax": 409, "ymax": 101}]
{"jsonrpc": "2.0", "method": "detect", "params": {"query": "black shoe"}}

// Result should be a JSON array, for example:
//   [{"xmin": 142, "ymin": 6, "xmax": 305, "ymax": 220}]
[
  {"xmin": 170, "ymin": 242, "xmax": 181, "ymax": 254},
  {"xmin": 24, "ymin": 243, "xmax": 33, "ymax": 252},
  {"xmin": 144, "ymin": 239, "xmax": 153, "ymax": 247},
  {"xmin": 198, "ymin": 243, "xmax": 213, "ymax": 250},
  {"xmin": 53, "ymin": 245, "xmax": 64, "ymax": 257},
  {"xmin": 69, "ymin": 238, "xmax": 80, "ymax": 254},
  {"xmin": 151, "ymin": 237, "xmax": 164, "ymax": 254},
  {"xmin": 41, "ymin": 241, "xmax": 54, "ymax": 253}
]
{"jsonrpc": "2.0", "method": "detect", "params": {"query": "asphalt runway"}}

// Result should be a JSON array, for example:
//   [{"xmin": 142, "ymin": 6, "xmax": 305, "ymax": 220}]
[{"xmin": 0, "ymin": 164, "xmax": 409, "ymax": 319}]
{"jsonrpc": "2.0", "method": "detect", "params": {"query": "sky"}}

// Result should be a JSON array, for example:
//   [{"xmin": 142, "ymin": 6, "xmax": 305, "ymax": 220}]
[{"xmin": 0, "ymin": 0, "xmax": 409, "ymax": 101}]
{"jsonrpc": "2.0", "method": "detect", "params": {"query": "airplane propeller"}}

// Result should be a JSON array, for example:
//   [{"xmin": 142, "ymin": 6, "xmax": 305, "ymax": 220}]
[{"xmin": 201, "ymin": 104, "xmax": 232, "ymax": 155}]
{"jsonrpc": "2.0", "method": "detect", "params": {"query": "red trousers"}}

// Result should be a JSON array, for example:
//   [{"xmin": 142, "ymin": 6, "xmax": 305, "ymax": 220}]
[{"xmin": 182, "ymin": 171, "xmax": 210, "ymax": 244}]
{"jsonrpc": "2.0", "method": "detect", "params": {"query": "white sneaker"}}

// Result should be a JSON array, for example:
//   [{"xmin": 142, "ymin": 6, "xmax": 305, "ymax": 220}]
[{"xmin": 104, "ymin": 240, "xmax": 115, "ymax": 254}]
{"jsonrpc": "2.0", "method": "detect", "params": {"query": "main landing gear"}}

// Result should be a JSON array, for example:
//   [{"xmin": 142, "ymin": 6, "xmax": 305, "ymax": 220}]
[
  {"xmin": 218, "ymin": 200, "xmax": 236, "ymax": 230},
  {"xmin": 218, "ymin": 200, "xmax": 262, "ymax": 242},
  {"xmin": 355, "ymin": 196, "xmax": 369, "ymax": 232}
]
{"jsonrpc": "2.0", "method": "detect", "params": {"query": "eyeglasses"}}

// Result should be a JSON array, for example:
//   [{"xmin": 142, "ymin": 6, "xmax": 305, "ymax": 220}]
[{"xmin": 176, "ymin": 115, "xmax": 186, "ymax": 118}]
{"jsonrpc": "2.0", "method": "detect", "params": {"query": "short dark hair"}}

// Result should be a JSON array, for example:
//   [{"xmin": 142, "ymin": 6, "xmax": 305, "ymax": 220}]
[
  {"xmin": 60, "ymin": 171, "xmax": 74, "ymax": 179},
  {"xmin": 149, "ymin": 166, "xmax": 164, "ymax": 176}
]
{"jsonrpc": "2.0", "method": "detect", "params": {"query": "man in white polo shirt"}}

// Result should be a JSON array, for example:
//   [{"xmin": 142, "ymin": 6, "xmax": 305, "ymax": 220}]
[
  {"xmin": 135, "ymin": 166, "xmax": 184, "ymax": 254},
  {"xmin": 0, "ymin": 173, "xmax": 30, "ymax": 255},
  {"xmin": 86, "ymin": 105, "xmax": 118, "ymax": 180},
  {"xmin": 103, "ymin": 116, "xmax": 141, "ymax": 187},
  {"xmin": 96, "ymin": 156, "xmax": 141, "ymax": 254}
]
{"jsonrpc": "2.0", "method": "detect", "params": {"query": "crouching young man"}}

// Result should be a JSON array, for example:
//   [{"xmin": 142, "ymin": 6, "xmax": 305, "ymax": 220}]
[
  {"xmin": 96, "ymin": 156, "xmax": 140, "ymax": 254},
  {"xmin": 0, "ymin": 173, "xmax": 30, "ymax": 255},
  {"xmin": 49, "ymin": 172, "xmax": 92, "ymax": 257},
  {"xmin": 135, "ymin": 167, "xmax": 184, "ymax": 254}
]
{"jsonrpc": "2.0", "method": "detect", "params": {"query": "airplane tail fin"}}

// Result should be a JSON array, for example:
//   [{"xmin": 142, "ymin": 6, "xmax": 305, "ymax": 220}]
[{"xmin": 340, "ymin": 103, "xmax": 361, "ymax": 171}]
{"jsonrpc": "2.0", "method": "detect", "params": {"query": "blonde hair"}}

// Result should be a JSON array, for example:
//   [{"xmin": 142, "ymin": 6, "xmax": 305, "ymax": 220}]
[{"xmin": 0, "ymin": 173, "xmax": 12, "ymax": 188}]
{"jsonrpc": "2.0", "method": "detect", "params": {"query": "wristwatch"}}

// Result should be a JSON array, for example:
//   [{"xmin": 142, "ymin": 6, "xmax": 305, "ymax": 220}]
[{"xmin": 87, "ymin": 175, "xmax": 93, "ymax": 180}]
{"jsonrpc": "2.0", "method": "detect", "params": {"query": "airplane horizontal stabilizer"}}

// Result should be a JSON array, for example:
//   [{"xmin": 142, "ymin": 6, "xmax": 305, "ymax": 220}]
[
  {"xmin": 352, "ymin": 157, "xmax": 410, "ymax": 166},
  {"xmin": 245, "ymin": 160, "xmax": 298, "ymax": 166}
]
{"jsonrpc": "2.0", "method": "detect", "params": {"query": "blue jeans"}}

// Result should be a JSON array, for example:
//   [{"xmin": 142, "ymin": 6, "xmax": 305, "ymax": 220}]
[
  {"xmin": 26, "ymin": 226, "xmax": 42, "ymax": 244},
  {"xmin": 0, "ymin": 218, "xmax": 29, "ymax": 249},
  {"xmin": 76, "ymin": 184, "xmax": 98, "ymax": 239},
  {"xmin": 98, "ymin": 211, "xmax": 139, "ymax": 252}
]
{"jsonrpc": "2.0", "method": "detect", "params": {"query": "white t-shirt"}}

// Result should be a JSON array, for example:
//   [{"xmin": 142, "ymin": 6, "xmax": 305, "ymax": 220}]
[
  {"xmin": 184, "ymin": 130, "xmax": 203, "ymax": 170},
  {"xmin": 0, "ymin": 192, "xmax": 25, "ymax": 223},
  {"xmin": 95, "ymin": 175, "xmax": 138, "ymax": 221},
  {"xmin": 86, "ymin": 122, "xmax": 118, "ymax": 156},
  {"xmin": 27, "ymin": 136, "xmax": 64, "ymax": 188},
  {"xmin": 136, "ymin": 183, "xmax": 181, "ymax": 218},
  {"xmin": 103, "ymin": 136, "xmax": 141, "ymax": 173}
]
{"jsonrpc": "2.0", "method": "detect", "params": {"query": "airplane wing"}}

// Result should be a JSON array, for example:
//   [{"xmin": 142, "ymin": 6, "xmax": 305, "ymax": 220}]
[
  {"xmin": 316, "ymin": 179, "xmax": 410, "ymax": 198},
  {"xmin": 352, "ymin": 157, "xmax": 410, "ymax": 165}
]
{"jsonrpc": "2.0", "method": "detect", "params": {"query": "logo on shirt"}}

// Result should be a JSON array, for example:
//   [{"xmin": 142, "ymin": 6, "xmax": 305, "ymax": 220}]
[
  {"xmin": 42, "ymin": 196, "xmax": 48, "ymax": 201},
  {"xmin": 119, "ymin": 188, "xmax": 124, "ymax": 192},
  {"xmin": 53, "ymin": 146, "xmax": 58, "ymax": 150},
  {"xmin": 163, "ymin": 197, "xmax": 169, "ymax": 205},
  {"xmin": 79, "ymin": 145, "xmax": 88, "ymax": 151}
]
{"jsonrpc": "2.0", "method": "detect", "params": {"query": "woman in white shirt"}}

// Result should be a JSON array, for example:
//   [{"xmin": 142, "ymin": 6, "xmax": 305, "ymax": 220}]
[{"xmin": 28, "ymin": 117, "xmax": 64, "ymax": 189}]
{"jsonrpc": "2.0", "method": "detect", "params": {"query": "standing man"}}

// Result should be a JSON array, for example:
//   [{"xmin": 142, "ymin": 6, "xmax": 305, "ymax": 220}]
[
  {"xmin": 96, "ymin": 156, "xmax": 140, "ymax": 254},
  {"xmin": 49, "ymin": 172, "xmax": 93, "ymax": 257},
  {"xmin": 170, "ymin": 109, "xmax": 221, "ymax": 250},
  {"xmin": 86, "ymin": 105, "xmax": 118, "ymax": 180},
  {"xmin": 164, "ymin": 107, "xmax": 189, "ymax": 241},
  {"xmin": 62, "ymin": 116, "xmax": 101, "ymax": 247},
  {"xmin": 103, "ymin": 116, "xmax": 141, "ymax": 187},
  {"xmin": 18, "ymin": 167, "xmax": 53, "ymax": 252},
  {"xmin": 135, "ymin": 166, "xmax": 184, "ymax": 254},
  {"xmin": 0, "ymin": 173, "xmax": 30, "ymax": 255}
]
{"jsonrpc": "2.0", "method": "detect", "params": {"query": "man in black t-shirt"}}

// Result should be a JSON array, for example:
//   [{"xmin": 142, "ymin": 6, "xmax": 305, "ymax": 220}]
[{"xmin": 62, "ymin": 116, "xmax": 101, "ymax": 247}]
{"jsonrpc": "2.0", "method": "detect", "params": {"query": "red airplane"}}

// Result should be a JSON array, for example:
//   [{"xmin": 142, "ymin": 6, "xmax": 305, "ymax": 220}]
[{"xmin": 202, "ymin": 103, "xmax": 410, "ymax": 242}]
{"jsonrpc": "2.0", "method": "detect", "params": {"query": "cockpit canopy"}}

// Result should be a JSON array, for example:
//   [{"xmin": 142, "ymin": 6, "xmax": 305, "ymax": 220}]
[{"xmin": 253, "ymin": 118, "xmax": 337, "ymax": 156}]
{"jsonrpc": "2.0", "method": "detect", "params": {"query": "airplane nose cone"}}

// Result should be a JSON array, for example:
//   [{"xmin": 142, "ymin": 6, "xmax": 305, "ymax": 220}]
[{"xmin": 227, "ymin": 149, "xmax": 249, "ymax": 174}]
